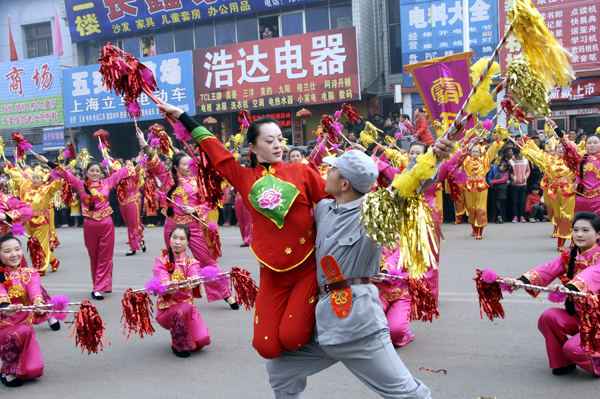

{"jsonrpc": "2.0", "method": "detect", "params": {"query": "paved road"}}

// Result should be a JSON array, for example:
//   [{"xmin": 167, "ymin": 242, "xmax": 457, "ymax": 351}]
[{"xmin": 5, "ymin": 221, "xmax": 599, "ymax": 398}]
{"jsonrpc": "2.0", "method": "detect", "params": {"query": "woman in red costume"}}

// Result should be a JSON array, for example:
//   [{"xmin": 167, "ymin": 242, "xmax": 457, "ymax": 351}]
[{"xmin": 157, "ymin": 103, "xmax": 330, "ymax": 359}]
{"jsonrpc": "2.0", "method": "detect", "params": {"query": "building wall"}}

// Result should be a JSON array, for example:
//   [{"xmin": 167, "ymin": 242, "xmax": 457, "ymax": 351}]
[{"xmin": 353, "ymin": 0, "xmax": 381, "ymax": 94}]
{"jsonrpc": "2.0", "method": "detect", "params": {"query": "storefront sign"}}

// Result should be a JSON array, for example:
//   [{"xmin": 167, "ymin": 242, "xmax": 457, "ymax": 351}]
[
  {"xmin": 193, "ymin": 27, "xmax": 360, "ymax": 113},
  {"xmin": 42, "ymin": 127, "xmax": 66, "ymax": 151},
  {"xmin": 65, "ymin": 0, "xmax": 325, "ymax": 43},
  {"xmin": 550, "ymin": 107, "xmax": 600, "ymax": 116},
  {"xmin": 0, "ymin": 55, "xmax": 63, "ymax": 129},
  {"xmin": 63, "ymin": 51, "xmax": 195, "ymax": 127},
  {"xmin": 550, "ymin": 77, "xmax": 600, "ymax": 102},
  {"xmin": 401, "ymin": 0, "xmax": 499, "ymax": 86},
  {"xmin": 500, "ymin": 0, "xmax": 600, "ymax": 71}
]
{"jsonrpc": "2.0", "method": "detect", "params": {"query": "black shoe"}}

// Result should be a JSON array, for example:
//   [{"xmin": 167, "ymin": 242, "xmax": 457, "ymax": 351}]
[
  {"xmin": 224, "ymin": 297, "xmax": 239, "ymax": 310},
  {"xmin": 171, "ymin": 346, "xmax": 190, "ymax": 358},
  {"xmin": 126, "ymin": 251, "xmax": 136, "ymax": 256},
  {"xmin": 91, "ymin": 291, "xmax": 104, "ymax": 300},
  {"xmin": 49, "ymin": 320, "xmax": 61, "ymax": 331},
  {"xmin": 240, "ymin": 244, "xmax": 249, "ymax": 247},
  {"xmin": 552, "ymin": 364, "xmax": 576, "ymax": 375},
  {"xmin": 1, "ymin": 374, "xmax": 23, "ymax": 387},
  {"xmin": 141, "ymin": 240, "xmax": 147, "ymax": 252}
]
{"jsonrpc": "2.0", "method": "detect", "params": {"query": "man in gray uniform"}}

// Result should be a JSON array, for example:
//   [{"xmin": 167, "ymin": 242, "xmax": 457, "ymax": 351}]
[{"xmin": 266, "ymin": 141, "xmax": 455, "ymax": 399}]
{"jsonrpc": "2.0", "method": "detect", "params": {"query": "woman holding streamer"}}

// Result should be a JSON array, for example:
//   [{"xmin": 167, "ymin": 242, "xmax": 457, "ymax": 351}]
[
  {"xmin": 135, "ymin": 132, "xmax": 237, "ymax": 310},
  {"xmin": 153, "ymin": 224, "xmax": 211, "ymax": 358},
  {"xmin": 503, "ymin": 212, "xmax": 600, "ymax": 377},
  {"xmin": 116, "ymin": 162, "xmax": 146, "ymax": 256},
  {"xmin": 34, "ymin": 153, "xmax": 136, "ymax": 301},
  {"xmin": 0, "ymin": 234, "xmax": 46, "ymax": 387},
  {"xmin": 156, "ymin": 103, "xmax": 331, "ymax": 360}
]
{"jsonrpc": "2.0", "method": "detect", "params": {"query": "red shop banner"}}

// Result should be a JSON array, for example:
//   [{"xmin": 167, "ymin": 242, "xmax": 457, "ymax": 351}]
[
  {"xmin": 193, "ymin": 27, "xmax": 360, "ymax": 114},
  {"xmin": 550, "ymin": 76, "xmax": 600, "ymax": 101},
  {"xmin": 499, "ymin": 0, "xmax": 599, "ymax": 71}
]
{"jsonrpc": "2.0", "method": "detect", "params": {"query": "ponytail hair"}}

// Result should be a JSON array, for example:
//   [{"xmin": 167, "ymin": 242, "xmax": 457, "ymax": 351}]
[
  {"xmin": 166, "ymin": 153, "xmax": 187, "ymax": 217},
  {"xmin": 247, "ymin": 116, "xmax": 280, "ymax": 168},
  {"xmin": 83, "ymin": 162, "xmax": 101, "ymax": 211}
]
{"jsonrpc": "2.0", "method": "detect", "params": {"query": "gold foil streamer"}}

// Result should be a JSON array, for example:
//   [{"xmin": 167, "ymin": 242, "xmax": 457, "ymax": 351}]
[
  {"xmin": 78, "ymin": 148, "xmax": 92, "ymax": 169},
  {"xmin": 507, "ymin": 55, "xmax": 550, "ymax": 117},
  {"xmin": 359, "ymin": 187, "xmax": 403, "ymax": 248}
]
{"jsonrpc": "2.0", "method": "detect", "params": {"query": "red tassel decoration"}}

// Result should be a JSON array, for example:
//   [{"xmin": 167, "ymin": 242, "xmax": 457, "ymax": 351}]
[
  {"xmin": 376, "ymin": 172, "xmax": 389, "ymax": 189},
  {"xmin": 206, "ymin": 227, "xmax": 222, "ymax": 261},
  {"xmin": 473, "ymin": 269, "xmax": 505, "ymax": 321},
  {"xmin": 67, "ymin": 143, "xmax": 77, "ymax": 160},
  {"xmin": 68, "ymin": 300, "xmax": 110, "ymax": 354},
  {"xmin": 229, "ymin": 267, "xmax": 258, "ymax": 312},
  {"xmin": 143, "ymin": 171, "xmax": 159, "ymax": 214},
  {"xmin": 446, "ymin": 173, "xmax": 463, "ymax": 202},
  {"xmin": 155, "ymin": 130, "xmax": 172, "ymax": 156},
  {"xmin": 563, "ymin": 147, "xmax": 581, "ymax": 175},
  {"xmin": 27, "ymin": 237, "xmax": 46, "ymax": 271},
  {"xmin": 320, "ymin": 115, "xmax": 338, "ymax": 140},
  {"xmin": 238, "ymin": 109, "xmax": 251, "ymax": 129},
  {"xmin": 61, "ymin": 180, "xmax": 74, "ymax": 206},
  {"xmin": 577, "ymin": 292, "xmax": 600, "ymax": 352},
  {"xmin": 120, "ymin": 289, "xmax": 156, "ymax": 340},
  {"xmin": 196, "ymin": 146, "xmax": 224, "ymax": 209},
  {"xmin": 341, "ymin": 103, "xmax": 361, "ymax": 124},
  {"xmin": 11, "ymin": 133, "xmax": 32, "ymax": 160},
  {"xmin": 406, "ymin": 278, "xmax": 440, "ymax": 322}
]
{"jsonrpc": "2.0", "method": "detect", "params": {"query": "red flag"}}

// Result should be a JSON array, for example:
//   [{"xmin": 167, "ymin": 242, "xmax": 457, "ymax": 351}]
[{"xmin": 9, "ymin": 16, "xmax": 18, "ymax": 61}]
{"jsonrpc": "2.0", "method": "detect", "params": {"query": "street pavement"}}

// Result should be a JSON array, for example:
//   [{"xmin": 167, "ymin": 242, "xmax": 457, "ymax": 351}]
[{"xmin": 5, "ymin": 221, "xmax": 600, "ymax": 398}]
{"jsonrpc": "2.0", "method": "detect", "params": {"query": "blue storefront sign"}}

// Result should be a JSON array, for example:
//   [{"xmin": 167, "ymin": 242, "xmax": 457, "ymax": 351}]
[
  {"xmin": 65, "ymin": 0, "xmax": 325, "ymax": 43},
  {"xmin": 62, "ymin": 51, "xmax": 195, "ymax": 127},
  {"xmin": 42, "ymin": 127, "xmax": 66, "ymax": 151},
  {"xmin": 401, "ymin": 0, "xmax": 499, "ymax": 86}
]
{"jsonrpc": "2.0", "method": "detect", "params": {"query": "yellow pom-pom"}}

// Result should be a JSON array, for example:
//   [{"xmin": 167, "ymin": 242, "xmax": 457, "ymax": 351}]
[
  {"xmin": 596, "ymin": 127, "xmax": 600, "ymax": 134},
  {"xmin": 465, "ymin": 58, "xmax": 500, "ymax": 116},
  {"xmin": 225, "ymin": 142, "xmax": 231, "ymax": 148},
  {"xmin": 392, "ymin": 151, "xmax": 437, "ymax": 199}
]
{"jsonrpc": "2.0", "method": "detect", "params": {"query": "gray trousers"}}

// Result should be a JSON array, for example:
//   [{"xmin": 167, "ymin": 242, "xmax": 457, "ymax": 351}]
[{"xmin": 266, "ymin": 329, "xmax": 432, "ymax": 399}]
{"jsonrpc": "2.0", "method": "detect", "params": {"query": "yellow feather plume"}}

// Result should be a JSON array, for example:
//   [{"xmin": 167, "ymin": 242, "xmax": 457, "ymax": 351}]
[
  {"xmin": 508, "ymin": 0, "xmax": 574, "ymax": 89},
  {"xmin": 465, "ymin": 58, "xmax": 500, "ymax": 116}
]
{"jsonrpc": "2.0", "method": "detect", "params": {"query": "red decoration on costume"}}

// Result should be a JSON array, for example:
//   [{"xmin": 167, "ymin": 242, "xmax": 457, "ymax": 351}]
[
  {"xmin": 85, "ymin": 180, "xmax": 93, "ymax": 187},
  {"xmin": 85, "ymin": 194, "xmax": 92, "ymax": 204},
  {"xmin": 161, "ymin": 249, "xmax": 169, "ymax": 257},
  {"xmin": 321, "ymin": 255, "xmax": 352, "ymax": 318},
  {"xmin": 229, "ymin": 267, "xmax": 258, "ymax": 312},
  {"xmin": 165, "ymin": 261, "xmax": 175, "ymax": 272},
  {"xmin": 120, "ymin": 288, "xmax": 155, "ymax": 340},
  {"xmin": 341, "ymin": 103, "xmax": 361, "ymax": 124},
  {"xmin": 2, "ymin": 280, "xmax": 12, "ymax": 290},
  {"xmin": 406, "ymin": 277, "xmax": 440, "ymax": 322},
  {"xmin": 116, "ymin": 178, "xmax": 128, "ymax": 204},
  {"xmin": 143, "ymin": 171, "xmax": 158, "ymax": 213},
  {"xmin": 474, "ymin": 269, "xmax": 505, "ymax": 321},
  {"xmin": 61, "ymin": 180, "xmax": 74, "ymax": 206},
  {"xmin": 27, "ymin": 236, "xmax": 46, "ymax": 271},
  {"xmin": 67, "ymin": 300, "xmax": 110, "ymax": 354},
  {"xmin": 577, "ymin": 292, "xmax": 600, "ymax": 352}
]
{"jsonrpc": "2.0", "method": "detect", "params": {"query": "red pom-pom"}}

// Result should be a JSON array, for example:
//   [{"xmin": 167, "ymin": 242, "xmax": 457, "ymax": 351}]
[
  {"xmin": 341, "ymin": 103, "xmax": 361, "ymax": 124},
  {"xmin": 206, "ymin": 225, "xmax": 222, "ymax": 260},
  {"xmin": 446, "ymin": 173, "xmax": 463, "ymax": 202},
  {"xmin": 406, "ymin": 277, "xmax": 440, "ymax": 322},
  {"xmin": 67, "ymin": 300, "xmax": 110, "ymax": 354},
  {"xmin": 229, "ymin": 267, "xmax": 258, "ymax": 312},
  {"xmin": 320, "ymin": 115, "xmax": 339, "ymax": 140},
  {"xmin": 474, "ymin": 269, "xmax": 505, "ymax": 321},
  {"xmin": 143, "ymin": 171, "xmax": 159, "ymax": 214},
  {"xmin": 116, "ymin": 178, "xmax": 129, "ymax": 204},
  {"xmin": 27, "ymin": 236, "xmax": 46, "ymax": 271},
  {"xmin": 578, "ymin": 292, "xmax": 600, "ymax": 352},
  {"xmin": 67, "ymin": 143, "xmax": 77, "ymax": 160},
  {"xmin": 120, "ymin": 289, "xmax": 155, "ymax": 340},
  {"xmin": 61, "ymin": 181, "xmax": 74, "ymax": 206}
]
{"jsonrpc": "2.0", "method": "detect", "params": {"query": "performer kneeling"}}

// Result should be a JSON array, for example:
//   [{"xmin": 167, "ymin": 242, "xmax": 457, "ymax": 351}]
[
  {"xmin": 0, "ymin": 234, "xmax": 46, "ymax": 387},
  {"xmin": 504, "ymin": 212, "xmax": 600, "ymax": 376},
  {"xmin": 153, "ymin": 224, "xmax": 210, "ymax": 358}
]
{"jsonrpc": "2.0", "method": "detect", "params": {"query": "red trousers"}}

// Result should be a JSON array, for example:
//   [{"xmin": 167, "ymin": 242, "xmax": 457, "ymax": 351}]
[{"xmin": 253, "ymin": 253, "xmax": 318, "ymax": 359}]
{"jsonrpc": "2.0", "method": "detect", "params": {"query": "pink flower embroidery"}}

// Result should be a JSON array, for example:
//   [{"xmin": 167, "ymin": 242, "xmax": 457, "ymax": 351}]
[{"xmin": 258, "ymin": 189, "xmax": 282, "ymax": 210}]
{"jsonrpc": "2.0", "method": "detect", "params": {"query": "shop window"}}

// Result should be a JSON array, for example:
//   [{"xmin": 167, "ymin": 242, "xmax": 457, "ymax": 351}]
[
  {"xmin": 306, "ymin": 8, "xmax": 329, "ymax": 33},
  {"xmin": 259, "ymin": 16, "xmax": 279, "ymax": 39},
  {"xmin": 156, "ymin": 31, "xmax": 174, "ymax": 55},
  {"xmin": 237, "ymin": 17, "xmax": 259, "ymax": 43},
  {"xmin": 388, "ymin": 0, "xmax": 400, "ymax": 25},
  {"xmin": 574, "ymin": 115, "xmax": 600, "ymax": 135},
  {"xmin": 84, "ymin": 42, "xmax": 100, "ymax": 65},
  {"xmin": 123, "ymin": 38, "xmax": 141, "ymax": 59},
  {"xmin": 216, "ymin": 21, "xmax": 236, "ymax": 45},
  {"xmin": 282, "ymin": 12, "xmax": 304, "ymax": 36},
  {"xmin": 537, "ymin": 117, "xmax": 566, "ymax": 133},
  {"xmin": 175, "ymin": 28, "xmax": 194, "ymax": 52},
  {"xmin": 25, "ymin": 22, "xmax": 53, "ymax": 59},
  {"xmin": 141, "ymin": 36, "xmax": 156, "ymax": 57},
  {"xmin": 329, "ymin": 5, "xmax": 352, "ymax": 29},
  {"xmin": 194, "ymin": 24, "xmax": 215, "ymax": 49}
]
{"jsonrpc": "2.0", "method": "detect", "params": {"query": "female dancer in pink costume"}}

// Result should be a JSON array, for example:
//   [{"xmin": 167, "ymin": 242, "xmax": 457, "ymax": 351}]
[
  {"xmin": 504, "ymin": 212, "xmax": 600, "ymax": 376},
  {"xmin": 233, "ymin": 188, "xmax": 252, "ymax": 247},
  {"xmin": 117, "ymin": 165, "xmax": 146, "ymax": 256},
  {"xmin": 0, "ymin": 234, "xmax": 47, "ymax": 387},
  {"xmin": 137, "ymin": 132, "xmax": 237, "ymax": 309},
  {"xmin": 35, "ymin": 153, "xmax": 136, "ymax": 300},
  {"xmin": 154, "ymin": 224, "xmax": 211, "ymax": 358}
]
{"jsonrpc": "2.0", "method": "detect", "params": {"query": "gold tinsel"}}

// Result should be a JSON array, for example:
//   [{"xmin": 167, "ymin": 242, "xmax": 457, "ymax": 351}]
[
  {"xmin": 57, "ymin": 149, "xmax": 65, "ymax": 161},
  {"xmin": 465, "ymin": 58, "xmax": 500, "ymax": 117},
  {"xmin": 359, "ymin": 187, "xmax": 403, "ymax": 248},
  {"xmin": 507, "ymin": 55, "xmax": 550, "ymax": 117},
  {"xmin": 391, "ymin": 151, "xmax": 437, "ymax": 199},
  {"xmin": 78, "ymin": 149, "xmax": 92, "ymax": 169},
  {"xmin": 432, "ymin": 120, "xmax": 445, "ymax": 137},
  {"xmin": 7, "ymin": 178, "xmax": 18, "ymax": 196},
  {"xmin": 398, "ymin": 193, "xmax": 440, "ymax": 279},
  {"xmin": 0, "ymin": 137, "xmax": 4, "ymax": 155},
  {"xmin": 384, "ymin": 148, "xmax": 408, "ymax": 170},
  {"xmin": 359, "ymin": 122, "xmax": 381, "ymax": 146},
  {"xmin": 493, "ymin": 125, "xmax": 510, "ymax": 140},
  {"xmin": 51, "ymin": 189, "xmax": 65, "ymax": 209},
  {"xmin": 508, "ymin": 0, "xmax": 574, "ymax": 90}
]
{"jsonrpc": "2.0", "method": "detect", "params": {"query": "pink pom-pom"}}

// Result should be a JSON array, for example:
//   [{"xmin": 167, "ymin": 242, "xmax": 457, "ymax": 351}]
[
  {"xmin": 188, "ymin": 157, "xmax": 198, "ymax": 177},
  {"xmin": 316, "ymin": 137, "xmax": 322, "ymax": 143},
  {"xmin": 53, "ymin": 310, "xmax": 69, "ymax": 321},
  {"xmin": 208, "ymin": 221, "xmax": 218, "ymax": 232},
  {"xmin": 11, "ymin": 222, "xmax": 26, "ymax": 236},
  {"xmin": 242, "ymin": 119, "xmax": 250, "ymax": 129},
  {"xmin": 318, "ymin": 144, "xmax": 326, "ymax": 153},
  {"xmin": 150, "ymin": 138, "xmax": 160, "ymax": 148},
  {"xmin": 139, "ymin": 156, "xmax": 147, "ymax": 169},
  {"xmin": 22, "ymin": 173, "xmax": 29, "ymax": 180},
  {"xmin": 333, "ymin": 122, "xmax": 343, "ymax": 133},
  {"xmin": 49, "ymin": 295, "xmax": 70, "ymax": 311},
  {"xmin": 50, "ymin": 169, "xmax": 60, "ymax": 181},
  {"xmin": 334, "ymin": 110, "xmax": 342, "ymax": 119},
  {"xmin": 482, "ymin": 119, "xmax": 494, "ymax": 131},
  {"xmin": 200, "ymin": 266, "xmax": 219, "ymax": 281},
  {"xmin": 140, "ymin": 68, "xmax": 155, "ymax": 87},
  {"xmin": 395, "ymin": 132, "xmax": 402, "ymax": 140},
  {"xmin": 500, "ymin": 283, "xmax": 514, "ymax": 294},
  {"xmin": 126, "ymin": 102, "xmax": 141, "ymax": 118},
  {"xmin": 18, "ymin": 141, "xmax": 32, "ymax": 151},
  {"xmin": 147, "ymin": 132, "xmax": 155, "ymax": 141},
  {"xmin": 98, "ymin": 142, "xmax": 105, "ymax": 151},
  {"xmin": 548, "ymin": 291, "xmax": 566, "ymax": 303},
  {"xmin": 63, "ymin": 150, "xmax": 71, "ymax": 159},
  {"xmin": 481, "ymin": 269, "xmax": 498, "ymax": 284},
  {"xmin": 102, "ymin": 159, "xmax": 109, "ymax": 167},
  {"xmin": 332, "ymin": 143, "xmax": 339, "ymax": 150},
  {"xmin": 174, "ymin": 122, "xmax": 192, "ymax": 142},
  {"xmin": 145, "ymin": 276, "xmax": 168, "ymax": 297}
]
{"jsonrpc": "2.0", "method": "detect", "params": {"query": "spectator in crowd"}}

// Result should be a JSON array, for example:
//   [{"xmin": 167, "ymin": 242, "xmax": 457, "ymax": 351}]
[
  {"xmin": 413, "ymin": 107, "xmax": 434, "ymax": 145},
  {"xmin": 398, "ymin": 114, "xmax": 414, "ymax": 137},
  {"xmin": 568, "ymin": 130, "xmax": 577, "ymax": 141},
  {"xmin": 525, "ymin": 185, "xmax": 546, "ymax": 222},
  {"xmin": 288, "ymin": 148, "xmax": 304, "ymax": 163},
  {"xmin": 350, "ymin": 118, "xmax": 366, "ymax": 136},
  {"xmin": 490, "ymin": 162, "xmax": 511, "ymax": 224},
  {"xmin": 348, "ymin": 131, "xmax": 358, "ymax": 144},
  {"xmin": 262, "ymin": 27, "xmax": 273, "ymax": 39},
  {"xmin": 577, "ymin": 132, "xmax": 588, "ymax": 144},
  {"xmin": 531, "ymin": 134, "xmax": 541, "ymax": 149},
  {"xmin": 221, "ymin": 183, "xmax": 234, "ymax": 227},
  {"xmin": 381, "ymin": 117, "xmax": 400, "ymax": 142},
  {"xmin": 509, "ymin": 147, "xmax": 530, "ymax": 223},
  {"xmin": 372, "ymin": 114, "xmax": 383, "ymax": 129}
]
